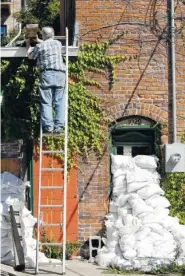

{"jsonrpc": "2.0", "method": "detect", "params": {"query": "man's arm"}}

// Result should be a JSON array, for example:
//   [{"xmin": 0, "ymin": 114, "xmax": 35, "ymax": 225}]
[
  {"xmin": 25, "ymin": 39, "xmax": 33, "ymax": 59},
  {"xmin": 25, "ymin": 35, "xmax": 42, "ymax": 59}
]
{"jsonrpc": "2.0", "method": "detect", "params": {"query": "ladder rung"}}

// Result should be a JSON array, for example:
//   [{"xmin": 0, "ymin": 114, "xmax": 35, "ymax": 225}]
[
  {"xmin": 54, "ymin": 36, "xmax": 66, "ymax": 40},
  {"xmin": 43, "ymin": 223, "xmax": 63, "ymax": 227},
  {"xmin": 40, "ymin": 242, "xmax": 63, "ymax": 246},
  {"xmin": 41, "ymin": 168, "xmax": 64, "ymax": 172},
  {"xmin": 41, "ymin": 186, "xmax": 63, "ymax": 190},
  {"xmin": 42, "ymin": 150, "xmax": 64, "ymax": 154},
  {"xmin": 40, "ymin": 205, "xmax": 63, "ymax": 208},
  {"xmin": 42, "ymin": 133, "xmax": 64, "ymax": 137}
]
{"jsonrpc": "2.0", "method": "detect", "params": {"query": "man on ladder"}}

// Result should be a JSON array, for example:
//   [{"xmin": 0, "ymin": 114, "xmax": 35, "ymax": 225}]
[
  {"xmin": 26, "ymin": 26, "xmax": 66, "ymax": 134},
  {"xmin": 26, "ymin": 26, "xmax": 69, "ymax": 275}
]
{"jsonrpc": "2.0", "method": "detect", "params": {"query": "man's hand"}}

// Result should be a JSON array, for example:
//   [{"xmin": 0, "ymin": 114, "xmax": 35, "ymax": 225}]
[{"xmin": 35, "ymin": 34, "xmax": 43, "ymax": 43}]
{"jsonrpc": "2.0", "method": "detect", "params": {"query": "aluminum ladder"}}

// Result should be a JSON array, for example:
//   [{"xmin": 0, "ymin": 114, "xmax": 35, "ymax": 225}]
[{"xmin": 35, "ymin": 27, "xmax": 69, "ymax": 275}]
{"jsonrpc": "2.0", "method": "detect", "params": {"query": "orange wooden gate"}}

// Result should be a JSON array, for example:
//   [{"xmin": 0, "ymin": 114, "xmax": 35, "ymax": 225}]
[{"xmin": 33, "ymin": 150, "xmax": 78, "ymax": 242}]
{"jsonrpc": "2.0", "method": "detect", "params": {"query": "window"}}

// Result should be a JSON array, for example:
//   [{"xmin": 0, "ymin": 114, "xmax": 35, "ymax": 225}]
[{"xmin": 1, "ymin": 25, "xmax": 7, "ymax": 37}]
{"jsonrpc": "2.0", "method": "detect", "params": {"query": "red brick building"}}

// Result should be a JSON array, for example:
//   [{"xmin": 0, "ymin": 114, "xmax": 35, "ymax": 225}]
[{"xmin": 75, "ymin": 0, "xmax": 185, "ymax": 241}]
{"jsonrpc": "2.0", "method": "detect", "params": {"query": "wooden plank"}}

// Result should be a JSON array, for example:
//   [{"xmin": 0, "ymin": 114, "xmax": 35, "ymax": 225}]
[{"xmin": 9, "ymin": 206, "xmax": 25, "ymax": 272}]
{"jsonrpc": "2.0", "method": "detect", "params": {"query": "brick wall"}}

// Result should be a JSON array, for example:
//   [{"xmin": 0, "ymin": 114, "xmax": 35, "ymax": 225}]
[
  {"xmin": 76, "ymin": 0, "xmax": 185, "ymax": 241},
  {"xmin": 1, "ymin": 0, "xmax": 21, "ymax": 34}
]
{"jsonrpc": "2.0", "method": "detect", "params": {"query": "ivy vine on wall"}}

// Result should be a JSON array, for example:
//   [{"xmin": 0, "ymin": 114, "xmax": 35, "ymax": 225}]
[
  {"xmin": 162, "ymin": 134, "xmax": 185, "ymax": 225},
  {"xmin": 1, "ymin": 42, "xmax": 126, "ymax": 168}
]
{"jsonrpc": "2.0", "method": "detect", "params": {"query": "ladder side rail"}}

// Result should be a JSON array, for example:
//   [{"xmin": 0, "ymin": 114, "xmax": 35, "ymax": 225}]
[
  {"xmin": 35, "ymin": 120, "xmax": 43, "ymax": 274},
  {"xmin": 62, "ymin": 27, "xmax": 69, "ymax": 275}
]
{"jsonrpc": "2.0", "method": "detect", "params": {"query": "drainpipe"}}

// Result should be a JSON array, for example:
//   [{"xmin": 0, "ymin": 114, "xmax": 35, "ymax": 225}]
[{"xmin": 169, "ymin": 0, "xmax": 177, "ymax": 143}]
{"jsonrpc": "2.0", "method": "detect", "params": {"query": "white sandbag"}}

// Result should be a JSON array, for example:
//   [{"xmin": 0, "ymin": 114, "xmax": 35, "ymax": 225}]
[
  {"xmin": 24, "ymin": 249, "xmax": 53, "ymax": 268},
  {"xmin": 1, "ymin": 237, "xmax": 12, "ymax": 248},
  {"xmin": 109, "ymin": 201, "xmax": 118, "ymax": 213},
  {"xmin": 170, "ymin": 224, "xmax": 185, "ymax": 239},
  {"xmin": 123, "ymin": 249, "xmax": 137, "ymax": 260},
  {"xmin": 21, "ymin": 215, "xmax": 37, "ymax": 229},
  {"xmin": 23, "ymin": 238, "xmax": 37, "ymax": 250},
  {"xmin": 127, "ymin": 166, "xmax": 160, "ymax": 183},
  {"xmin": 112, "ymin": 183, "xmax": 127, "ymax": 196},
  {"xmin": 146, "ymin": 223, "xmax": 164, "ymax": 235},
  {"xmin": 154, "ymin": 207, "xmax": 170, "ymax": 217},
  {"xmin": 161, "ymin": 230, "xmax": 174, "ymax": 241},
  {"xmin": 137, "ymin": 185, "xmax": 164, "ymax": 200},
  {"xmin": 152, "ymin": 240, "xmax": 177, "ymax": 258},
  {"xmin": 133, "ymin": 155, "xmax": 158, "ymax": 169},
  {"xmin": 114, "ymin": 217, "xmax": 124, "ymax": 229},
  {"xmin": 147, "ymin": 231, "xmax": 164, "ymax": 242},
  {"xmin": 127, "ymin": 181, "xmax": 152, "ymax": 193},
  {"xmin": 21, "ymin": 206, "xmax": 32, "ymax": 217},
  {"xmin": 21, "ymin": 227, "xmax": 34, "ymax": 238},
  {"xmin": 111, "ymin": 255, "xmax": 132, "ymax": 270},
  {"xmin": 119, "ymin": 225, "xmax": 139, "ymax": 236},
  {"xmin": 113, "ymin": 169, "xmax": 127, "ymax": 179},
  {"xmin": 1, "ymin": 245, "xmax": 13, "ymax": 258},
  {"xmin": 162, "ymin": 216, "xmax": 179, "ymax": 229},
  {"xmin": 96, "ymin": 252, "xmax": 117, "ymax": 267},
  {"xmin": 0, "ymin": 229, "xmax": 9, "ymax": 238},
  {"xmin": 117, "ymin": 207, "xmax": 127, "ymax": 217},
  {"xmin": 127, "ymin": 193, "xmax": 144, "ymax": 207},
  {"xmin": 122, "ymin": 214, "xmax": 141, "ymax": 229},
  {"xmin": 136, "ymin": 241, "xmax": 153, "ymax": 258},
  {"xmin": 135, "ymin": 227, "xmax": 151, "ymax": 241},
  {"xmin": 1, "ymin": 193, "xmax": 25, "ymax": 202},
  {"xmin": 1, "ymin": 171, "xmax": 23, "ymax": 187},
  {"xmin": 106, "ymin": 229, "xmax": 119, "ymax": 242},
  {"xmin": 119, "ymin": 234, "xmax": 135, "ymax": 251},
  {"xmin": 5, "ymin": 197, "xmax": 24, "ymax": 209},
  {"xmin": 1, "ymin": 172, "xmax": 29, "ymax": 195},
  {"xmin": 116, "ymin": 194, "xmax": 129, "ymax": 207},
  {"xmin": 132, "ymin": 259, "xmax": 142, "ymax": 269},
  {"xmin": 105, "ymin": 213, "xmax": 117, "ymax": 222},
  {"xmin": 111, "ymin": 154, "xmax": 135, "ymax": 174},
  {"xmin": 141, "ymin": 208, "xmax": 169, "ymax": 224},
  {"xmin": 113, "ymin": 176, "xmax": 127, "ymax": 188},
  {"xmin": 1, "ymin": 251, "xmax": 14, "ymax": 262},
  {"xmin": 0, "ymin": 219, "xmax": 11, "ymax": 230},
  {"xmin": 0, "ymin": 202, "xmax": 10, "ymax": 214},
  {"xmin": 146, "ymin": 195, "xmax": 170, "ymax": 208},
  {"xmin": 106, "ymin": 240, "xmax": 118, "ymax": 249},
  {"xmin": 178, "ymin": 239, "xmax": 185, "ymax": 256},
  {"xmin": 132, "ymin": 202, "xmax": 153, "ymax": 216}
]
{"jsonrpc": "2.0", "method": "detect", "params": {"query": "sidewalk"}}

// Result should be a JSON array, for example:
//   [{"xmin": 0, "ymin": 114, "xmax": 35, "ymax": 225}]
[
  {"xmin": 2, "ymin": 260, "xmax": 152, "ymax": 276},
  {"xmin": 2, "ymin": 260, "xmax": 182, "ymax": 276}
]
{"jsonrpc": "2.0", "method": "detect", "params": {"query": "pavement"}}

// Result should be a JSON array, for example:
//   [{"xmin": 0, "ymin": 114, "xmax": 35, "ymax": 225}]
[{"xmin": 1, "ymin": 260, "xmax": 183, "ymax": 276}]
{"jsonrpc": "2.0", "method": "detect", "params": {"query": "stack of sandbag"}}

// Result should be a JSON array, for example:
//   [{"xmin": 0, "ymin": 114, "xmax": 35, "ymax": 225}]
[
  {"xmin": 1, "ymin": 172, "xmax": 61, "ymax": 268},
  {"xmin": 96, "ymin": 155, "xmax": 185, "ymax": 272}
]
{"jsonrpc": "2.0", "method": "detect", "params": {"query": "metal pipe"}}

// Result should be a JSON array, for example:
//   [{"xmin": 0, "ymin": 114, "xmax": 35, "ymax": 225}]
[
  {"xmin": 5, "ymin": 23, "xmax": 22, "ymax": 47},
  {"xmin": 169, "ymin": 0, "xmax": 177, "ymax": 142}
]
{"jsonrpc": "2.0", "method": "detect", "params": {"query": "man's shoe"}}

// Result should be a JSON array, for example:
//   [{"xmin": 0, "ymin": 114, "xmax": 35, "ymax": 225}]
[
  {"xmin": 53, "ymin": 127, "xmax": 64, "ymax": 134},
  {"xmin": 43, "ymin": 127, "xmax": 53, "ymax": 134}
]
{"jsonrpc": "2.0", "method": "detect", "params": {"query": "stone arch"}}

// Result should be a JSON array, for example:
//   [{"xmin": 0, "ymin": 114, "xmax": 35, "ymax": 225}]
[{"xmin": 109, "ymin": 102, "xmax": 168, "ymax": 125}]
